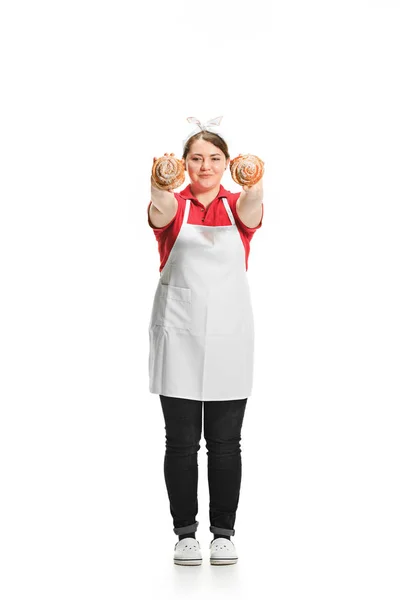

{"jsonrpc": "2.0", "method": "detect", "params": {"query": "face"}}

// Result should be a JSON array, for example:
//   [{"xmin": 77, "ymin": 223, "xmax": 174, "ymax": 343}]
[{"xmin": 184, "ymin": 138, "xmax": 228, "ymax": 191}]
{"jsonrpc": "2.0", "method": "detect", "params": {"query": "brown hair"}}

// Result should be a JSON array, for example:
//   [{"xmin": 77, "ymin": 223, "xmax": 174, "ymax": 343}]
[{"xmin": 182, "ymin": 131, "xmax": 230, "ymax": 161}]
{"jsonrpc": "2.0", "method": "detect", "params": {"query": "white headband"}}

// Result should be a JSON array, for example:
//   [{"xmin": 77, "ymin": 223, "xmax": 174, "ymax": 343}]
[{"xmin": 182, "ymin": 115, "xmax": 228, "ymax": 148}]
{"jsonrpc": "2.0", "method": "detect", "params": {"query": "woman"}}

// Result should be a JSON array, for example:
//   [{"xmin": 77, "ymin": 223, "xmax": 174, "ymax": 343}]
[{"xmin": 147, "ymin": 117, "xmax": 264, "ymax": 566}]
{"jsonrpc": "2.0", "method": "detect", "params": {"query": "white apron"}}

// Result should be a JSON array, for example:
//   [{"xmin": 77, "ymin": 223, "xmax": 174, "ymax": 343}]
[{"xmin": 148, "ymin": 197, "xmax": 255, "ymax": 401}]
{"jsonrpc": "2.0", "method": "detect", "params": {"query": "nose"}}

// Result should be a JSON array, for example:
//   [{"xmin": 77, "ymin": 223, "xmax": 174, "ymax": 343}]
[{"xmin": 200, "ymin": 159, "xmax": 212, "ymax": 171}]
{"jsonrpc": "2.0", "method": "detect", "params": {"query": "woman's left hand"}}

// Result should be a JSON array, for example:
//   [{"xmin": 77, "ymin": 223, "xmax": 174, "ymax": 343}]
[
  {"xmin": 230, "ymin": 153, "xmax": 264, "ymax": 190},
  {"xmin": 242, "ymin": 178, "xmax": 263, "ymax": 193}
]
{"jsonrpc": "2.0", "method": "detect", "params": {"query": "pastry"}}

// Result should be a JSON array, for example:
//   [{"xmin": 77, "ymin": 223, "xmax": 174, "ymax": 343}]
[
  {"xmin": 230, "ymin": 154, "xmax": 264, "ymax": 187},
  {"xmin": 151, "ymin": 154, "xmax": 185, "ymax": 190}
]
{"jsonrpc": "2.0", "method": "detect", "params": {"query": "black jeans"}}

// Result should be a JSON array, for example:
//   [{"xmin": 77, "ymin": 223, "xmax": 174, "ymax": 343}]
[{"xmin": 160, "ymin": 394, "xmax": 247, "ymax": 538}]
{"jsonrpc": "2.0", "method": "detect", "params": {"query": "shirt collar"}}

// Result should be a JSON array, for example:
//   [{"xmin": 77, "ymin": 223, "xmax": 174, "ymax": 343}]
[{"xmin": 179, "ymin": 184, "xmax": 229, "ymax": 203}]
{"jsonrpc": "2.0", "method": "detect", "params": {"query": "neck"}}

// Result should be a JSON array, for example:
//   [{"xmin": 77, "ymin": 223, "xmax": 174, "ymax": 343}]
[{"xmin": 190, "ymin": 183, "xmax": 221, "ymax": 206}]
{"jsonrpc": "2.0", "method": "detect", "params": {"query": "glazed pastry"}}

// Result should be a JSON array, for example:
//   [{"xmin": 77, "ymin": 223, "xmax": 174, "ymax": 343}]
[
  {"xmin": 230, "ymin": 154, "xmax": 264, "ymax": 187},
  {"xmin": 151, "ymin": 154, "xmax": 185, "ymax": 190}
]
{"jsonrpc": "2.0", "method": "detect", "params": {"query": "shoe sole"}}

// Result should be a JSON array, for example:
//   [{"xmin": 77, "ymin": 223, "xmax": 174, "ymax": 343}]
[
  {"xmin": 210, "ymin": 558, "xmax": 238, "ymax": 565},
  {"xmin": 174, "ymin": 559, "xmax": 202, "ymax": 566}
]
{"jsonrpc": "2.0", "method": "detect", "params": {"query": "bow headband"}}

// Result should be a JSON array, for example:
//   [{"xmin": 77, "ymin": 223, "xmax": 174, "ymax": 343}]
[{"xmin": 182, "ymin": 115, "xmax": 227, "ymax": 147}]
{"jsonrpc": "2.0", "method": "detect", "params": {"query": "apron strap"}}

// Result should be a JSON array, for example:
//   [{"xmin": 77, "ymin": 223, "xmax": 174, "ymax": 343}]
[
  {"xmin": 183, "ymin": 199, "xmax": 191, "ymax": 224},
  {"xmin": 222, "ymin": 197, "xmax": 235, "ymax": 226}
]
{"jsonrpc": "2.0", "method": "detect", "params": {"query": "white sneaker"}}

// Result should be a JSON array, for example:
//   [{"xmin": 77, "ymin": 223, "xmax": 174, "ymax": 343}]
[
  {"xmin": 174, "ymin": 538, "xmax": 202, "ymax": 566},
  {"xmin": 209, "ymin": 538, "xmax": 238, "ymax": 565}
]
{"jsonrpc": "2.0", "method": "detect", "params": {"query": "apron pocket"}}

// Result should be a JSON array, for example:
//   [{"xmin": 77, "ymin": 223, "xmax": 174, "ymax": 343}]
[{"xmin": 160, "ymin": 284, "xmax": 192, "ymax": 329}]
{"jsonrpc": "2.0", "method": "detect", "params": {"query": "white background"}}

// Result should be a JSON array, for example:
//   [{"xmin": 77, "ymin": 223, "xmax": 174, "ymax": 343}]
[{"xmin": 1, "ymin": 0, "xmax": 399, "ymax": 598}]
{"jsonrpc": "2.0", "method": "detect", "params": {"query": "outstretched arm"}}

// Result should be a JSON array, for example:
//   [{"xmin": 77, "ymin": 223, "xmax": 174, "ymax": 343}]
[
  {"xmin": 149, "ymin": 154, "xmax": 179, "ymax": 228},
  {"xmin": 236, "ymin": 179, "xmax": 263, "ymax": 228}
]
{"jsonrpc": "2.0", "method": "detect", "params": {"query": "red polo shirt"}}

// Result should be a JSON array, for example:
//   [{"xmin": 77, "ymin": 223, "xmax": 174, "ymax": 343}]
[{"xmin": 148, "ymin": 184, "xmax": 263, "ymax": 272}]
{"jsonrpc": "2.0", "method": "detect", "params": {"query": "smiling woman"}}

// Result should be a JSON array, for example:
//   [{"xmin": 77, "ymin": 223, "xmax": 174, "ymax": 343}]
[{"xmin": 147, "ymin": 116, "xmax": 265, "ymax": 565}]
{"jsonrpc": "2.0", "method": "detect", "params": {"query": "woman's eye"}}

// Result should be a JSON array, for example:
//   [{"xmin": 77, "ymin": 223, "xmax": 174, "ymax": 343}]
[{"xmin": 190, "ymin": 157, "xmax": 221, "ymax": 161}]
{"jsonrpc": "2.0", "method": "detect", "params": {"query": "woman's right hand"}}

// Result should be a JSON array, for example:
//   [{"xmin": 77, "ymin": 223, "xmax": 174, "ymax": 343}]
[
  {"xmin": 150, "ymin": 153, "xmax": 180, "ymax": 226},
  {"xmin": 151, "ymin": 153, "xmax": 183, "ymax": 192}
]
